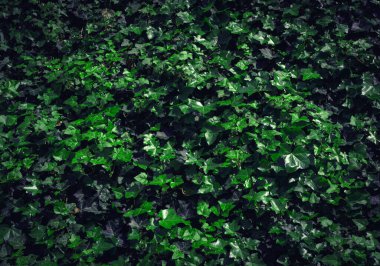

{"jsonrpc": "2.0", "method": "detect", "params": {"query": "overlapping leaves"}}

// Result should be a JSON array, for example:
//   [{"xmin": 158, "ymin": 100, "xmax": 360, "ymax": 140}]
[{"xmin": 0, "ymin": 0, "xmax": 379, "ymax": 265}]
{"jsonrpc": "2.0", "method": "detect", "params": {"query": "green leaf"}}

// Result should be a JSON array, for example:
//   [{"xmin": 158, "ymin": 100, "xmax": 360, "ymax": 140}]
[
  {"xmin": 226, "ymin": 22, "xmax": 246, "ymax": 34},
  {"xmin": 319, "ymin": 217, "xmax": 333, "ymax": 228},
  {"xmin": 171, "ymin": 244, "xmax": 185, "ymax": 259},
  {"xmin": 1, "ymin": 80, "xmax": 20, "ymax": 99},
  {"xmin": 197, "ymin": 201, "xmax": 212, "ymax": 217},
  {"xmin": 353, "ymin": 219, "xmax": 368, "ymax": 231},
  {"xmin": 104, "ymin": 106, "xmax": 121, "ymax": 117},
  {"xmin": 112, "ymin": 148, "xmax": 133, "ymax": 162},
  {"xmin": 236, "ymin": 60, "xmax": 249, "ymax": 70},
  {"xmin": 2, "ymin": 227, "xmax": 25, "ymax": 249},
  {"xmin": 198, "ymin": 175, "xmax": 219, "ymax": 194},
  {"xmin": 169, "ymin": 176, "xmax": 184, "ymax": 188},
  {"xmin": 178, "ymin": 51, "xmax": 193, "ymax": 61},
  {"xmin": 270, "ymin": 198, "xmax": 286, "ymax": 214},
  {"xmin": 272, "ymin": 70, "xmax": 292, "ymax": 90},
  {"xmin": 283, "ymin": 147, "xmax": 310, "ymax": 171},
  {"xmin": 253, "ymin": 191, "xmax": 270, "ymax": 203},
  {"xmin": 243, "ymin": 190, "xmax": 270, "ymax": 203},
  {"xmin": 177, "ymin": 11, "xmax": 194, "ymax": 24},
  {"xmin": 150, "ymin": 174, "xmax": 169, "ymax": 186},
  {"xmin": 124, "ymin": 201, "xmax": 154, "ymax": 217},
  {"xmin": 158, "ymin": 208, "xmax": 188, "ymax": 229},
  {"xmin": 320, "ymin": 254, "xmax": 340, "ymax": 266},
  {"xmin": 187, "ymin": 99, "xmax": 214, "ymax": 115},
  {"xmin": 53, "ymin": 202, "xmax": 70, "ymax": 215},
  {"xmin": 229, "ymin": 240, "xmax": 247, "ymax": 260},
  {"xmin": 218, "ymin": 200, "xmax": 235, "ymax": 215},
  {"xmin": 301, "ymin": 68, "xmax": 321, "ymax": 81},
  {"xmin": 143, "ymin": 134, "xmax": 160, "ymax": 157},
  {"xmin": 160, "ymin": 142, "xmax": 176, "ymax": 162},
  {"xmin": 113, "ymin": 188, "xmax": 123, "ymax": 200},
  {"xmin": 124, "ymin": 186, "xmax": 140, "ymax": 199},
  {"xmin": 134, "ymin": 173, "xmax": 148, "ymax": 185},
  {"xmin": 260, "ymin": 48, "xmax": 274, "ymax": 59},
  {"xmin": 205, "ymin": 129, "xmax": 218, "ymax": 145},
  {"xmin": 72, "ymin": 148, "xmax": 92, "ymax": 164},
  {"xmin": 361, "ymin": 73, "xmax": 380, "ymax": 100},
  {"xmin": 206, "ymin": 239, "xmax": 226, "ymax": 254},
  {"xmin": 226, "ymin": 149, "xmax": 250, "ymax": 164}
]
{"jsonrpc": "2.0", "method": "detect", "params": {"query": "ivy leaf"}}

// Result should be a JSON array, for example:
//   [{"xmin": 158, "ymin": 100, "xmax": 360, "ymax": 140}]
[
  {"xmin": 124, "ymin": 185, "xmax": 140, "ymax": 199},
  {"xmin": 319, "ymin": 217, "xmax": 333, "ymax": 227},
  {"xmin": 270, "ymin": 198, "xmax": 286, "ymax": 214},
  {"xmin": 301, "ymin": 68, "xmax": 321, "ymax": 81},
  {"xmin": 177, "ymin": 11, "xmax": 194, "ymax": 24},
  {"xmin": 53, "ymin": 201, "xmax": 70, "ymax": 215},
  {"xmin": 320, "ymin": 254, "xmax": 340, "ymax": 266},
  {"xmin": 243, "ymin": 190, "xmax": 270, "ymax": 203},
  {"xmin": 72, "ymin": 148, "xmax": 92, "ymax": 164},
  {"xmin": 283, "ymin": 147, "xmax": 310, "ymax": 171},
  {"xmin": 353, "ymin": 219, "xmax": 368, "ymax": 231},
  {"xmin": 169, "ymin": 176, "xmax": 184, "ymax": 188},
  {"xmin": 160, "ymin": 142, "xmax": 176, "ymax": 162},
  {"xmin": 159, "ymin": 208, "xmax": 188, "ymax": 229},
  {"xmin": 143, "ymin": 134, "xmax": 160, "ymax": 157},
  {"xmin": 226, "ymin": 22, "xmax": 246, "ymax": 34},
  {"xmin": 134, "ymin": 173, "xmax": 148, "ymax": 185},
  {"xmin": 171, "ymin": 244, "xmax": 185, "ymax": 260},
  {"xmin": 124, "ymin": 201, "xmax": 154, "ymax": 217},
  {"xmin": 361, "ymin": 73, "xmax": 380, "ymax": 100},
  {"xmin": 206, "ymin": 239, "xmax": 226, "ymax": 254},
  {"xmin": 2, "ymin": 227, "xmax": 25, "ymax": 249},
  {"xmin": 205, "ymin": 129, "xmax": 218, "ymax": 145},
  {"xmin": 187, "ymin": 99, "xmax": 214, "ymax": 115},
  {"xmin": 112, "ymin": 147, "xmax": 133, "ymax": 162},
  {"xmin": 112, "ymin": 188, "xmax": 123, "ymax": 199},
  {"xmin": 260, "ymin": 48, "xmax": 274, "ymax": 59},
  {"xmin": 236, "ymin": 60, "xmax": 249, "ymax": 70},
  {"xmin": 229, "ymin": 240, "xmax": 247, "ymax": 260},
  {"xmin": 150, "ymin": 174, "xmax": 169, "ymax": 186},
  {"xmin": 218, "ymin": 200, "xmax": 235, "ymax": 215},
  {"xmin": 197, "ymin": 201, "xmax": 212, "ymax": 217},
  {"xmin": 226, "ymin": 149, "xmax": 250, "ymax": 165},
  {"xmin": 2, "ymin": 80, "xmax": 20, "ymax": 99}
]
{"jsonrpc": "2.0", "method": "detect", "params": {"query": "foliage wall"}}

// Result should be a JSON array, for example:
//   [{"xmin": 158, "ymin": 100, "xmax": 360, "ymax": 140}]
[{"xmin": 0, "ymin": 0, "xmax": 379, "ymax": 265}]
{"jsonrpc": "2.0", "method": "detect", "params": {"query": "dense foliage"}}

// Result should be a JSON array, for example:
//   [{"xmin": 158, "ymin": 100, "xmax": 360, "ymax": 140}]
[{"xmin": 1, "ymin": 0, "xmax": 379, "ymax": 265}]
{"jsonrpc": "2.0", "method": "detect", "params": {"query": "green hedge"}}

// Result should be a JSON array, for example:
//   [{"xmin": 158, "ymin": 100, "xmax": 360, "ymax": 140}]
[{"xmin": 0, "ymin": 0, "xmax": 379, "ymax": 265}]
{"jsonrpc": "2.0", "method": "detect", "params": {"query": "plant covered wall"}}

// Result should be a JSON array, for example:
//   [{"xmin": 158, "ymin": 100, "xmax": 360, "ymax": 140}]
[{"xmin": 0, "ymin": 0, "xmax": 379, "ymax": 265}]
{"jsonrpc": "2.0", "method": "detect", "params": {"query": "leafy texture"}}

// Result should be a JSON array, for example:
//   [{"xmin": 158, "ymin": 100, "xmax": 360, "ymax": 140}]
[{"xmin": 0, "ymin": 0, "xmax": 379, "ymax": 265}]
